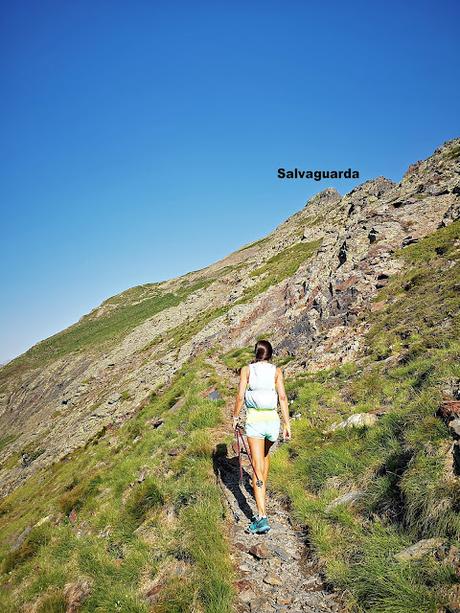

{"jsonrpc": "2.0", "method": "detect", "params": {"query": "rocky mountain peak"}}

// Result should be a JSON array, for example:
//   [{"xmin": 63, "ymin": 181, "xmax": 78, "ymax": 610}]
[{"xmin": 305, "ymin": 187, "xmax": 342, "ymax": 209}]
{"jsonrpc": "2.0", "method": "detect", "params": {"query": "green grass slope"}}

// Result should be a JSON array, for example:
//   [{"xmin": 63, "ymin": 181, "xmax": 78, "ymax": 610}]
[
  {"xmin": 268, "ymin": 220, "xmax": 460, "ymax": 612},
  {"xmin": 0, "ymin": 355, "xmax": 236, "ymax": 612},
  {"xmin": 0, "ymin": 277, "xmax": 217, "ymax": 383}
]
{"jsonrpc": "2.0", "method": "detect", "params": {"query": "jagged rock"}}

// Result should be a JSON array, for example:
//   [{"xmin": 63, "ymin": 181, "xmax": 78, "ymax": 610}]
[
  {"xmin": 63, "ymin": 579, "xmax": 92, "ymax": 612},
  {"xmin": 21, "ymin": 453, "xmax": 32, "ymax": 467},
  {"xmin": 325, "ymin": 412, "xmax": 378, "ymax": 433},
  {"xmin": 107, "ymin": 393, "xmax": 121, "ymax": 405},
  {"xmin": 170, "ymin": 397, "xmax": 185, "ymax": 412},
  {"xmin": 149, "ymin": 418, "xmax": 164, "ymax": 429},
  {"xmin": 446, "ymin": 584, "xmax": 460, "ymax": 613},
  {"xmin": 439, "ymin": 400, "xmax": 460, "ymax": 418},
  {"xmin": 325, "ymin": 490, "xmax": 365, "ymax": 512},
  {"xmin": 33, "ymin": 514, "xmax": 53, "ymax": 528},
  {"xmin": 264, "ymin": 575, "xmax": 283, "ymax": 585},
  {"xmin": 137, "ymin": 467, "xmax": 149, "ymax": 482},
  {"xmin": 443, "ymin": 545, "xmax": 460, "ymax": 579},
  {"xmin": 10, "ymin": 525, "xmax": 32, "ymax": 551},
  {"xmin": 271, "ymin": 546, "xmax": 291, "ymax": 562},
  {"xmin": 449, "ymin": 419, "xmax": 460, "ymax": 437},
  {"xmin": 368, "ymin": 228, "xmax": 378, "ymax": 243},
  {"xmin": 394, "ymin": 537, "xmax": 445, "ymax": 562},
  {"xmin": 305, "ymin": 187, "xmax": 341, "ymax": 208},
  {"xmin": 338, "ymin": 241, "xmax": 347, "ymax": 266},
  {"xmin": 401, "ymin": 236, "xmax": 419, "ymax": 247},
  {"xmin": 249, "ymin": 543, "xmax": 271, "ymax": 559}
]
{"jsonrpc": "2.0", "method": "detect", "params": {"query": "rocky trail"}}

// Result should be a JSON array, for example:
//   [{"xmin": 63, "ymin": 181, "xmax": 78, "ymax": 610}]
[{"xmin": 207, "ymin": 358, "xmax": 345, "ymax": 613}]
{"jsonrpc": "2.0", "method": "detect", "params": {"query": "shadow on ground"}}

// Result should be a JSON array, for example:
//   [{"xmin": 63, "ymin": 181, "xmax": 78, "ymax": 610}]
[{"xmin": 212, "ymin": 442, "xmax": 255, "ymax": 523}]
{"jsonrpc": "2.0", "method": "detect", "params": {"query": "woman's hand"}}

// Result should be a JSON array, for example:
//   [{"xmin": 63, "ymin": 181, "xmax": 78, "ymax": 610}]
[
  {"xmin": 282, "ymin": 422, "xmax": 291, "ymax": 441},
  {"xmin": 232, "ymin": 415, "xmax": 239, "ymax": 430}
]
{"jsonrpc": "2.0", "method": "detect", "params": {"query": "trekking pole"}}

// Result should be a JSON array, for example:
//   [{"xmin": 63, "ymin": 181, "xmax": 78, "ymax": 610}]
[{"xmin": 235, "ymin": 424, "xmax": 263, "ymax": 488}]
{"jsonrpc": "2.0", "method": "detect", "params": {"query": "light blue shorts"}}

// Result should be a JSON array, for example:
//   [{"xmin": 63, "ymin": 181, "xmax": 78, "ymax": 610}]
[{"xmin": 245, "ymin": 408, "xmax": 280, "ymax": 442}]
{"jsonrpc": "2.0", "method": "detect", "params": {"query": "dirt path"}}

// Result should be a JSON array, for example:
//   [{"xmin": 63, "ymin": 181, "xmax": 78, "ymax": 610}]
[{"xmin": 207, "ymin": 357, "xmax": 345, "ymax": 613}]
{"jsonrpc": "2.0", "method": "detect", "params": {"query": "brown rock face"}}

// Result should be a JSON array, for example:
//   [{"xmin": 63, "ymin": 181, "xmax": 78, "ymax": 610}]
[
  {"xmin": 1, "ymin": 137, "xmax": 459, "ymax": 499},
  {"xmin": 63, "ymin": 579, "xmax": 92, "ymax": 612}
]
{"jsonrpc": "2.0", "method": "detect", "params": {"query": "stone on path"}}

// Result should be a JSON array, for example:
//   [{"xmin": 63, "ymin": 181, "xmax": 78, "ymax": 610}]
[
  {"xmin": 271, "ymin": 546, "xmax": 291, "ymax": 562},
  {"xmin": 249, "ymin": 543, "xmax": 271, "ymax": 559},
  {"xmin": 263, "ymin": 574, "xmax": 283, "ymax": 586}
]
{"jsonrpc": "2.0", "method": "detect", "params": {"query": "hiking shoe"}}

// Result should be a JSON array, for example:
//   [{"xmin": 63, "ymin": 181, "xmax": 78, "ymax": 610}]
[{"xmin": 246, "ymin": 515, "xmax": 270, "ymax": 534}]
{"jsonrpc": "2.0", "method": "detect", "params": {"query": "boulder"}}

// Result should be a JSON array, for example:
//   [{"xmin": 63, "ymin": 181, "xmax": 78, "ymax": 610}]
[
  {"xmin": 325, "ymin": 412, "xmax": 378, "ymax": 433},
  {"xmin": 63, "ymin": 579, "xmax": 92, "ymax": 612},
  {"xmin": 449, "ymin": 419, "xmax": 460, "ymax": 437},
  {"xmin": 394, "ymin": 537, "xmax": 444, "ymax": 562},
  {"xmin": 325, "ymin": 490, "xmax": 365, "ymax": 512},
  {"xmin": 249, "ymin": 543, "xmax": 271, "ymax": 559}
]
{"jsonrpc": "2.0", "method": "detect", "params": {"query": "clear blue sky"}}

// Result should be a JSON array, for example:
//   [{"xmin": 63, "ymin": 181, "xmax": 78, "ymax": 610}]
[{"xmin": 1, "ymin": 0, "xmax": 459, "ymax": 363}]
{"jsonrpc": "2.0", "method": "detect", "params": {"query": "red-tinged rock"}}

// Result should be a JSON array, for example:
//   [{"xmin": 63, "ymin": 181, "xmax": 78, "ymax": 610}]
[
  {"xmin": 63, "ymin": 579, "xmax": 92, "ymax": 612},
  {"xmin": 440, "ymin": 400, "xmax": 460, "ymax": 418},
  {"xmin": 335, "ymin": 276, "xmax": 359, "ymax": 292},
  {"xmin": 234, "ymin": 578, "xmax": 253, "ymax": 592},
  {"xmin": 249, "ymin": 543, "xmax": 271, "ymax": 559},
  {"xmin": 145, "ymin": 582, "xmax": 162, "ymax": 603},
  {"xmin": 68, "ymin": 508, "xmax": 77, "ymax": 524}
]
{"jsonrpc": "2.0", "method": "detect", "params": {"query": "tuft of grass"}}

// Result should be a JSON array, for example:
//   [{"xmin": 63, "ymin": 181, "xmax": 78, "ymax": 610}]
[
  {"xmin": 0, "ymin": 434, "xmax": 17, "ymax": 453},
  {"xmin": 124, "ymin": 477, "xmax": 164, "ymax": 525},
  {"xmin": 1, "ymin": 523, "xmax": 53, "ymax": 574},
  {"xmin": 35, "ymin": 590, "xmax": 67, "ymax": 613}
]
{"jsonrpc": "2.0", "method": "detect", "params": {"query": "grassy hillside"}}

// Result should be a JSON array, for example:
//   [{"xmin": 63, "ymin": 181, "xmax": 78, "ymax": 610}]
[
  {"xmin": 0, "ymin": 277, "xmax": 218, "ymax": 384},
  {"xmin": 0, "ymin": 355, "xmax": 236, "ymax": 612},
  {"xmin": 267, "ymin": 220, "xmax": 460, "ymax": 612}
]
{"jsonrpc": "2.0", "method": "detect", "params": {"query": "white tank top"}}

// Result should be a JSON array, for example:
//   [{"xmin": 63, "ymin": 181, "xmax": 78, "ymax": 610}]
[{"xmin": 244, "ymin": 361, "xmax": 278, "ymax": 409}]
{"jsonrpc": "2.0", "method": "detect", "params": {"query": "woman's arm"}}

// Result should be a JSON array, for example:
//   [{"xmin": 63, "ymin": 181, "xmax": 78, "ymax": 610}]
[
  {"xmin": 232, "ymin": 365, "xmax": 249, "ymax": 428},
  {"xmin": 276, "ymin": 367, "xmax": 291, "ymax": 440}
]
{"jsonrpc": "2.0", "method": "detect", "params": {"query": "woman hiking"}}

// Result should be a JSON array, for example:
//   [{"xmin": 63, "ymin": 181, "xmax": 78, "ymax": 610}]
[{"xmin": 232, "ymin": 340, "xmax": 291, "ymax": 534}]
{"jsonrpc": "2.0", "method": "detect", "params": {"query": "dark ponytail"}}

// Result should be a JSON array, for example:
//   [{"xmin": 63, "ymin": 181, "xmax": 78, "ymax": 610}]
[{"xmin": 254, "ymin": 339, "xmax": 273, "ymax": 362}]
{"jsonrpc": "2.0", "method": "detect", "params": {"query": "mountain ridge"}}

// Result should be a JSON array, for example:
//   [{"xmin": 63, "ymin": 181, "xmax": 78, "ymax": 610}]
[{"xmin": 0, "ymin": 137, "xmax": 459, "ymax": 501}]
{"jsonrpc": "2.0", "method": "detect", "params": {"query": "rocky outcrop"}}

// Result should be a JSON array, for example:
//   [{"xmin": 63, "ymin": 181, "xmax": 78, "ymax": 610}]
[{"xmin": 1, "ymin": 137, "xmax": 459, "ymax": 499}]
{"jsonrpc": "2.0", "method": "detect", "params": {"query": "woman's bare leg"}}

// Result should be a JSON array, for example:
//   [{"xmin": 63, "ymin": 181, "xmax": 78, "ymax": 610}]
[
  {"xmin": 247, "ymin": 437, "xmax": 266, "ymax": 516},
  {"xmin": 261, "ymin": 439, "xmax": 274, "ymax": 512}
]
